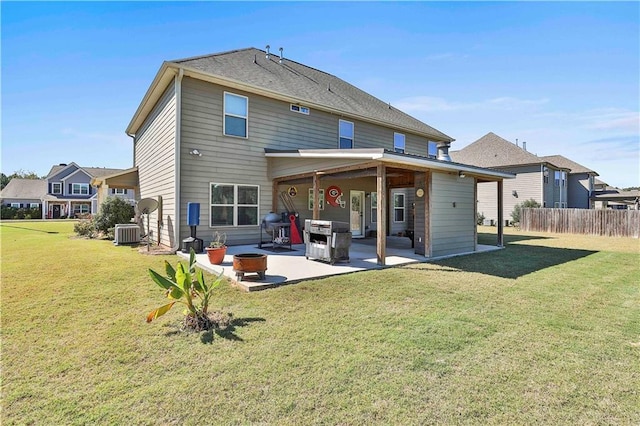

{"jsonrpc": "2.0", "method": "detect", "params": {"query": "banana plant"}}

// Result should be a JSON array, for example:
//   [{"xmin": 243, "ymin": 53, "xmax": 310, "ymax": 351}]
[{"xmin": 146, "ymin": 248, "xmax": 224, "ymax": 323}]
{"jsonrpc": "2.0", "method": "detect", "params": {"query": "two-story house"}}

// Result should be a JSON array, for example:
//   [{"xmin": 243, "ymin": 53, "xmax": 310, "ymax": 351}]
[
  {"xmin": 450, "ymin": 132, "xmax": 569, "ymax": 224},
  {"xmin": 125, "ymin": 47, "xmax": 514, "ymax": 263},
  {"xmin": 540, "ymin": 155, "xmax": 599, "ymax": 209},
  {"xmin": 43, "ymin": 163, "xmax": 135, "ymax": 218}
]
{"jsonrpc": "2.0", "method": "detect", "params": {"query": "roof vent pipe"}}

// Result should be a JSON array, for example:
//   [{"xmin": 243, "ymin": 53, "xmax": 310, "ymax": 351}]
[
  {"xmin": 279, "ymin": 47, "xmax": 283, "ymax": 63},
  {"xmin": 265, "ymin": 45, "xmax": 270, "ymax": 60},
  {"xmin": 523, "ymin": 141, "xmax": 527, "ymax": 151},
  {"xmin": 436, "ymin": 142, "xmax": 452, "ymax": 162}
]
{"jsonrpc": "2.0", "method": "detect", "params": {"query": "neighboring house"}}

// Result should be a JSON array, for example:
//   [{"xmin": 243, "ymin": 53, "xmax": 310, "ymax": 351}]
[
  {"xmin": 450, "ymin": 132, "xmax": 569, "ymax": 224},
  {"xmin": 591, "ymin": 179, "xmax": 640, "ymax": 210},
  {"xmin": 0, "ymin": 179, "xmax": 47, "ymax": 215},
  {"xmin": 43, "ymin": 163, "xmax": 135, "ymax": 218},
  {"xmin": 125, "ymin": 47, "xmax": 513, "ymax": 263},
  {"xmin": 540, "ymin": 155, "xmax": 599, "ymax": 209}
]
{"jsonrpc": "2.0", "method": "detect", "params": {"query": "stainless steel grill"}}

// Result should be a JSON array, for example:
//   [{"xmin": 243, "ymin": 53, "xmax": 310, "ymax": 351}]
[{"xmin": 304, "ymin": 219, "xmax": 351, "ymax": 264}]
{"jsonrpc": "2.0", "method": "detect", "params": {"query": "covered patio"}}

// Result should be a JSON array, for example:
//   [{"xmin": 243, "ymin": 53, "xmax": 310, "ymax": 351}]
[{"xmin": 179, "ymin": 236, "xmax": 500, "ymax": 291}]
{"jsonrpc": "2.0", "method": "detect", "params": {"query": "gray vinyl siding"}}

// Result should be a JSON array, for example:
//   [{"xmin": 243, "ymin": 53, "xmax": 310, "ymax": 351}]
[
  {"xmin": 567, "ymin": 173, "xmax": 590, "ymax": 209},
  {"xmin": 431, "ymin": 172, "xmax": 475, "ymax": 257},
  {"xmin": 477, "ymin": 165, "xmax": 542, "ymax": 223},
  {"xmin": 134, "ymin": 82, "xmax": 177, "ymax": 247},
  {"xmin": 178, "ymin": 77, "xmax": 435, "ymax": 246}
]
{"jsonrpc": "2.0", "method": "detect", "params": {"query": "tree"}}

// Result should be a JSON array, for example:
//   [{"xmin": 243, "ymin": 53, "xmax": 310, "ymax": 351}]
[
  {"xmin": 93, "ymin": 196, "xmax": 135, "ymax": 234},
  {"xmin": 511, "ymin": 198, "xmax": 541, "ymax": 224}
]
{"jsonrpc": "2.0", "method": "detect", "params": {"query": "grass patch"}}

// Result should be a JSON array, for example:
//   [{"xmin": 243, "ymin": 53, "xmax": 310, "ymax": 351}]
[{"xmin": 2, "ymin": 221, "xmax": 639, "ymax": 424}]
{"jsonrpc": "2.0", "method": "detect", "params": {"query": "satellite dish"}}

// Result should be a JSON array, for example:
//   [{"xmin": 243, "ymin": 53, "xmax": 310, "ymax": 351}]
[{"xmin": 137, "ymin": 198, "xmax": 159, "ymax": 215}]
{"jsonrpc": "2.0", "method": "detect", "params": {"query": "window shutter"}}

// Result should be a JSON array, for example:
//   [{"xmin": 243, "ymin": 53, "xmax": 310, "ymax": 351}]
[
  {"xmin": 69, "ymin": 183, "xmax": 72, "ymax": 194},
  {"xmin": 48, "ymin": 183, "xmax": 52, "ymax": 193},
  {"xmin": 111, "ymin": 188, "xmax": 115, "ymax": 194},
  {"xmin": 124, "ymin": 189, "xmax": 128, "ymax": 195}
]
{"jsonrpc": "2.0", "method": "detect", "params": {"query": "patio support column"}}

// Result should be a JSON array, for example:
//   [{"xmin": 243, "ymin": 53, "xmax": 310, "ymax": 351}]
[
  {"xmin": 67, "ymin": 200, "xmax": 71, "ymax": 217},
  {"xmin": 376, "ymin": 164, "xmax": 387, "ymax": 265},
  {"xmin": 425, "ymin": 171, "xmax": 431, "ymax": 257},
  {"xmin": 497, "ymin": 179, "xmax": 504, "ymax": 247},
  {"xmin": 474, "ymin": 177, "xmax": 478, "ymax": 251},
  {"xmin": 312, "ymin": 173, "xmax": 320, "ymax": 220}
]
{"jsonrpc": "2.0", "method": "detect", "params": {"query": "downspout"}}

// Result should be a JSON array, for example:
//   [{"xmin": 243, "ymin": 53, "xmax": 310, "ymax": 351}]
[
  {"xmin": 171, "ymin": 68, "xmax": 184, "ymax": 252},
  {"xmin": 540, "ymin": 164, "xmax": 544, "ymax": 206}
]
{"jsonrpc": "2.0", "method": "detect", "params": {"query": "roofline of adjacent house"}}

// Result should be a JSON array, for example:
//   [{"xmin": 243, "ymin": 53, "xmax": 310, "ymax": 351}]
[
  {"xmin": 89, "ymin": 167, "xmax": 139, "ymax": 187},
  {"xmin": 265, "ymin": 148, "xmax": 515, "ymax": 180},
  {"xmin": 484, "ymin": 161, "xmax": 571, "ymax": 172},
  {"xmin": 126, "ymin": 62, "xmax": 454, "ymax": 143}
]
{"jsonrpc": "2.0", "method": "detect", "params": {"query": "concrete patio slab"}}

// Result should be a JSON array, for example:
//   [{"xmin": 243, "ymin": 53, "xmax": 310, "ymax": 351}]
[{"xmin": 177, "ymin": 236, "xmax": 501, "ymax": 291}]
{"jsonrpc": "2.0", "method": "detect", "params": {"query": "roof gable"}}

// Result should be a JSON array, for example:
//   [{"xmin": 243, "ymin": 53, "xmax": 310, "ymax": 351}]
[
  {"xmin": 540, "ymin": 155, "xmax": 598, "ymax": 175},
  {"xmin": 128, "ymin": 47, "xmax": 452, "ymax": 142},
  {"xmin": 451, "ymin": 132, "xmax": 550, "ymax": 168},
  {"xmin": 0, "ymin": 179, "xmax": 47, "ymax": 200}
]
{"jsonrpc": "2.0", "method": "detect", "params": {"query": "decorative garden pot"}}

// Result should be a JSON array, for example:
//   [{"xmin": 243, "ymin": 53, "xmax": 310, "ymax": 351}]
[
  {"xmin": 205, "ymin": 246, "xmax": 227, "ymax": 265},
  {"xmin": 233, "ymin": 253, "xmax": 267, "ymax": 281}
]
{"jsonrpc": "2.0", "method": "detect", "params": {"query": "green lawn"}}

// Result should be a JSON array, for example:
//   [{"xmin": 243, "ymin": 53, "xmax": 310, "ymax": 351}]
[{"xmin": 1, "ymin": 221, "xmax": 639, "ymax": 424}]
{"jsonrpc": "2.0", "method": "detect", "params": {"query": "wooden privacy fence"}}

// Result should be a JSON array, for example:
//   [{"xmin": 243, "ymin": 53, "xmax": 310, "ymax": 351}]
[{"xmin": 521, "ymin": 208, "xmax": 640, "ymax": 238}]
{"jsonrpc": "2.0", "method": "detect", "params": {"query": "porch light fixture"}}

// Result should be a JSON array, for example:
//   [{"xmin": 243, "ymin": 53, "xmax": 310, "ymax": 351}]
[
  {"xmin": 458, "ymin": 171, "xmax": 466, "ymax": 178},
  {"xmin": 189, "ymin": 149, "xmax": 202, "ymax": 157}
]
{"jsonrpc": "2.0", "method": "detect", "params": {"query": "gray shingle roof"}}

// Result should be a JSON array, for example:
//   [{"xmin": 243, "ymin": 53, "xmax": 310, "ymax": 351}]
[
  {"xmin": 450, "ymin": 132, "xmax": 551, "ymax": 168},
  {"xmin": 0, "ymin": 179, "xmax": 47, "ymax": 200},
  {"xmin": 46, "ymin": 164, "xmax": 127, "ymax": 179},
  {"xmin": 171, "ymin": 47, "xmax": 452, "ymax": 141},
  {"xmin": 540, "ymin": 155, "xmax": 598, "ymax": 175}
]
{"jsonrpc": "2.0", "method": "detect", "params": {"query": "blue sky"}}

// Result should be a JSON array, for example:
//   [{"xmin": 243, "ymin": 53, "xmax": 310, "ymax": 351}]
[{"xmin": 2, "ymin": 1, "xmax": 639, "ymax": 187}]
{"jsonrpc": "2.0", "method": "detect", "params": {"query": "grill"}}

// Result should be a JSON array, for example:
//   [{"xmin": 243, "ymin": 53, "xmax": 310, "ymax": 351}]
[{"xmin": 304, "ymin": 219, "xmax": 351, "ymax": 264}]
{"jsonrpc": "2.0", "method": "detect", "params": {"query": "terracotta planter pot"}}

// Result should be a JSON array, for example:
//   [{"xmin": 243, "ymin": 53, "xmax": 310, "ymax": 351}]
[
  {"xmin": 205, "ymin": 246, "xmax": 227, "ymax": 264},
  {"xmin": 233, "ymin": 253, "xmax": 267, "ymax": 281}
]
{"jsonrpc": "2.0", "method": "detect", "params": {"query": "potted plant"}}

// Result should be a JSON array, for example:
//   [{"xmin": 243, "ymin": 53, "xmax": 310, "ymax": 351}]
[{"xmin": 205, "ymin": 231, "xmax": 227, "ymax": 264}]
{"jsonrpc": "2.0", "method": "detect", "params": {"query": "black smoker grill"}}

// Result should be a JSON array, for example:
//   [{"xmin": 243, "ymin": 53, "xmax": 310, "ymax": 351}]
[{"xmin": 304, "ymin": 219, "xmax": 352, "ymax": 264}]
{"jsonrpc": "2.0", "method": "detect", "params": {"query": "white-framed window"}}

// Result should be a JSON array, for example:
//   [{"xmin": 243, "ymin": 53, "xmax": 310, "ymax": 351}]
[
  {"xmin": 30, "ymin": 203, "xmax": 39, "ymax": 209},
  {"xmin": 370, "ymin": 192, "xmax": 377, "ymax": 223},
  {"xmin": 210, "ymin": 183, "xmax": 258, "ymax": 226},
  {"xmin": 52, "ymin": 182, "xmax": 62, "ymax": 194},
  {"xmin": 553, "ymin": 202, "xmax": 567, "ymax": 208},
  {"xmin": 73, "ymin": 204, "xmax": 90, "ymax": 215},
  {"xmin": 10, "ymin": 203, "xmax": 20, "ymax": 208},
  {"xmin": 308, "ymin": 188, "xmax": 325, "ymax": 211},
  {"xmin": 113, "ymin": 188, "xmax": 127, "ymax": 195},
  {"xmin": 72, "ymin": 183, "xmax": 89, "ymax": 195},
  {"xmin": 394, "ymin": 133, "xmax": 405, "ymax": 154},
  {"xmin": 223, "ymin": 92, "xmax": 248, "ymax": 138},
  {"xmin": 554, "ymin": 171, "xmax": 561, "ymax": 187},
  {"xmin": 290, "ymin": 104, "xmax": 309, "ymax": 115},
  {"xmin": 339, "ymin": 119, "xmax": 354, "ymax": 149},
  {"xmin": 428, "ymin": 141, "xmax": 437, "ymax": 158},
  {"xmin": 393, "ymin": 193, "xmax": 405, "ymax": 222},
  {"xmin": 561, "ymin": 171, "xmax": 567, "ymax": 187}
]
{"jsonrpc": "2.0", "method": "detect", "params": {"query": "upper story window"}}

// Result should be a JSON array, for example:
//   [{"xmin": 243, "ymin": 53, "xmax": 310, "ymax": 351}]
[
  {"xmin": 113, "ymin": 188, "xmax": 127, "ymax": 195},
  {"xmin": 290, "ymin": 104, "xmax": 309, "ymax": 115},
  {"xmin": 394, "ymin": 133, "xmax": 405, "ymax": 154},
  {"xmin": 554, "ymin": 171, "xmax": 561, "ymax": 187},
  {"xmin": 224, "ymin": 92, "xmax": 248, "ymax": 138},
  {"xmin": 561, "ymin": 171, "xmax": 567, "ymax": 187},
  {"xmin": 339, "ymin": 120, "xmax": 354, "ymax": 149},
  {"xmin": 428, "ymin": 141, "xmax": 437, "ymax": 158},
  {"xmin": 210, "ymin": 183, "xmax": 259, "ymax": 227},
  {"xmin": 52, "ymin": 182, "xmax": 62, "ymax": 194},
  {"xmin": 72, "ymin": 183, "xmax": 89, "ymax": 195}
]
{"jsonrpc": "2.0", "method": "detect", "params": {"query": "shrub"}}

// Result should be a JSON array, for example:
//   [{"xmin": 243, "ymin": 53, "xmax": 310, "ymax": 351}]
[
  {"xmin": 147, "ymin": 249, "xmax": 227, "ymax": 331},
  {"xmin": 74, "ymin": 219, "xmax": 97, "ymax": 238},
  {"xmin": 477, "ymin": 211, "xmax": 486, "ymax": 225},
  {"xmin": 93, "ymin": 197, "xmax": 135, "ymax": 235},
  {"xmin": 1, "ymin": 206, "xmax": 41, "ymax": 220},
  {"xmin": 511, "ymin": 198, "xmax": 541, "ymax": 223}
]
